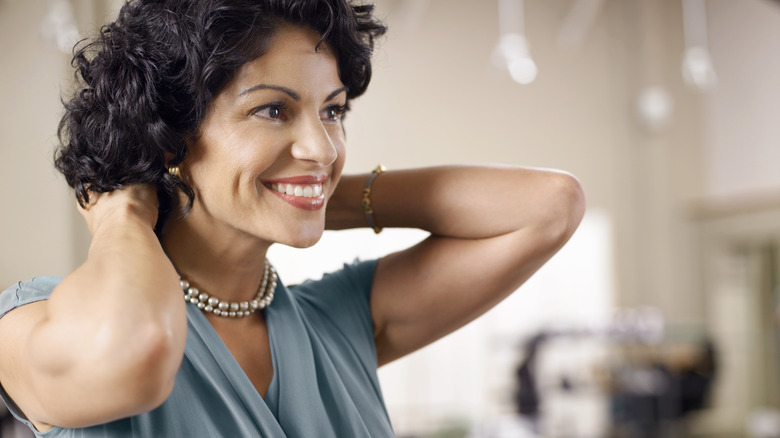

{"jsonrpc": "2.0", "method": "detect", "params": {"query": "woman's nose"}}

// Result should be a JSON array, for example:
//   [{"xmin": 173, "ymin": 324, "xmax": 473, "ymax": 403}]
[{"xmin": 290, "ymin": 116, "xmax": 338, "ymax": 166}]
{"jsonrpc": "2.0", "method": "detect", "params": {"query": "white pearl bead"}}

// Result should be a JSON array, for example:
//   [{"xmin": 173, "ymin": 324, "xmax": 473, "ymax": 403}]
[{"xmin": 177, "ymin": 262, "xmax": 276, "ymax": 318}]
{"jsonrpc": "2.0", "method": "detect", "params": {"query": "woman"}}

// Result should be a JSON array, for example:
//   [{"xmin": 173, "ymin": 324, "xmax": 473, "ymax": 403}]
[{"xmin": 0, "ymin": 0, "xmax": 585, "ymax": 436}]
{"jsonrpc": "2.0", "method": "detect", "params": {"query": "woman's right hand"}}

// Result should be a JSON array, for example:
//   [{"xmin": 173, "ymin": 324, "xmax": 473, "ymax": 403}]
[{"xmin": 78, "ymin": 185, "xmax": 159, "ymax": 236}]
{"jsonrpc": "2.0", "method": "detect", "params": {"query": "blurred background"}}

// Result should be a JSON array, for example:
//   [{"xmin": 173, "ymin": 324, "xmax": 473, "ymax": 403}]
[{"xmin": 1, "ymin": 0, "xmax": 779, "ymax": 437}]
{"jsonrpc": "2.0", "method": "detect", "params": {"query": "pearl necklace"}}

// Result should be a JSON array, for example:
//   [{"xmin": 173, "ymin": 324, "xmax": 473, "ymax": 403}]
[{"xmin": 180, "ymin": 261, "xmax": 277, "ymax": 318}]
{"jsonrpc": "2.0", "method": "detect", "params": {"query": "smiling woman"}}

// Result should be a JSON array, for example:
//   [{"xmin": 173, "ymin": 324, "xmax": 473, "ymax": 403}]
[
  {"xmin": 0, "ymin": 0, "xmax": 584, "ymax": 437},
  {"xmin": 174, "ymin": 24, "xmax": 348, "ymax": 249}
]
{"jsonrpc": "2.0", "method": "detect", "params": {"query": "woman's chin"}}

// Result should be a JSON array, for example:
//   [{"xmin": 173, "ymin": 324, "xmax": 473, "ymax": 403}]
[{"xmin": 278, "ymin": 228, "xmax": 324, "ymax": 249}]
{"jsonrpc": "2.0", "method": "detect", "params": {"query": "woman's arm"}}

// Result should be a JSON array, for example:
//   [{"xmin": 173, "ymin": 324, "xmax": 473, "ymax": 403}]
[
  {"xmin": 0, "ymin": 186, "xmax": 187, "ymax": 430},
  {"xmin": 327, "ymin": 165, "xmax": 585, "ymax": 366}
]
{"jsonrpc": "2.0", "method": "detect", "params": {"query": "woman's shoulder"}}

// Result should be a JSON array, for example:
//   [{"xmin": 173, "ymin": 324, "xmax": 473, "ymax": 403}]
[
  {"xmin": 284, "ymin": 259, "xmax": 378, "ymax": 334},
  {"xmin": 1, "ymin": 276, "xmax": 62, "ymax": 318},
  {"xmin": 290, "ymin": 259, "xmax": 378, "ymax": 299}
]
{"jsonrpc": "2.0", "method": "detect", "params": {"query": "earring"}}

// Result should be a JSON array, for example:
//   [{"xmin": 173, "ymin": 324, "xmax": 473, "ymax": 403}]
[{"xmin": 167, "ymin": 164, "xmax": 181, "ymax": 179}]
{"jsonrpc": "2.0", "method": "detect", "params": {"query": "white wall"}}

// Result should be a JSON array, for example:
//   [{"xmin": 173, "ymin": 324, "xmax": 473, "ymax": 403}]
[
  {"xmin": 346, "ymin": 0, "xmax": 634, "ymax": 209},
  {"xmin": 0, "ymin": 0, "xmax": 75, "ymax": 287},
  {"xmin": 695, "ymin": 1, "xmax": 780, "ymax": 432},
  {"xmin": 705, "ymin": 0, "xmax": 780, "ymax": 199}
]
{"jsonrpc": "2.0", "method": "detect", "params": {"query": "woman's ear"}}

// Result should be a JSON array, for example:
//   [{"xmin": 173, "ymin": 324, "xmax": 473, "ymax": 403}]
[{"xmin": 164, "ymin": 152, "xmax": 182, "ymax": 179}]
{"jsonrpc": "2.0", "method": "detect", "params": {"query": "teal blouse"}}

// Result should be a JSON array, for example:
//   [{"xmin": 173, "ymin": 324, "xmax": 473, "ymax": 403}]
[{"xmin": 0, "ymin": 260, "xmax": 394, "ymax": 437}]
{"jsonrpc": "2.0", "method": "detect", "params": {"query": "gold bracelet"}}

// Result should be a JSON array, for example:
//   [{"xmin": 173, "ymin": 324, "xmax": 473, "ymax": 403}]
[{"xmin": 362, "ymin": 165, "xmax": 386, "ymax": 234}]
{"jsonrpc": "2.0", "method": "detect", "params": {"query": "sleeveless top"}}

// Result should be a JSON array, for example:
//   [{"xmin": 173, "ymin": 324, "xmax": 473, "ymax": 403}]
[{"xmin": 0, "ymin": 259, "xmax": 394, "ymax": 437}]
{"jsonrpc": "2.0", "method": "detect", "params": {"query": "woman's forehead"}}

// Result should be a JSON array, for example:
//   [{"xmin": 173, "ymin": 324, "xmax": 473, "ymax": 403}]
[{"xmin": 225, "ymin": 25, "xmax": 342, "ymax": 97}]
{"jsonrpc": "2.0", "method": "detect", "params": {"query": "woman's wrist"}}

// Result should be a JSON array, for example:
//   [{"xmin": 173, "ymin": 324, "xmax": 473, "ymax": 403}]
[
  {"xmin": 325, "ymin": 173, "xmax": 377, "ymax": 230},
  {"xmin": 361, "ymin": 165, "xmax": 385, "ymax": 233},
  {"xmin": 81, "ymin": 187, "xmax": 159, "ymax": 236}
]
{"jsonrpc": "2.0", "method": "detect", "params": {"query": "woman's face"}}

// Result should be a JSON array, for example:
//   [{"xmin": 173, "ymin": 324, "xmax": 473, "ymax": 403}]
[{"xmin": 183, "ymin": 23, "xmax": 347, "ymax": 248}]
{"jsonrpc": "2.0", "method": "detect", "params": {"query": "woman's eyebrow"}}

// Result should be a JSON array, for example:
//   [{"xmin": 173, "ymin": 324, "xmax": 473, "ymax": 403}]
[
  {"xmin": 239, "ymin": 84, "xmax": 349, "ymax": 102},
  {"xmin": 325, "ymin": 86, "xmax": 349, "ymax": 102},
  {"xmin": 239, "ymin": 84, "xmax": 300, "ymax": 100}
]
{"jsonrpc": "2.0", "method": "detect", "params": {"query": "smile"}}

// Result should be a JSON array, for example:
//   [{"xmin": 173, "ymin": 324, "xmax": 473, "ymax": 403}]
[{"xmin": 266, "ymin": 183, "xmax": 323, "ymax": 198}]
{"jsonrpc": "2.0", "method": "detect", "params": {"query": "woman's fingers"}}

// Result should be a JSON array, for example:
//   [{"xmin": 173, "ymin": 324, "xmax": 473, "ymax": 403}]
[{"xmin": 78, "ymin": 186, "xmax": 159, "ymax": 235}]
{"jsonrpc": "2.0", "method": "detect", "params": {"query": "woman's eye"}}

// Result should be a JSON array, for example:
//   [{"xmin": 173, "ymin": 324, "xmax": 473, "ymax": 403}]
[
  {"xmin": 322, "ymin": 104, "xmax": 347, "ymax": 122},
  {"xmin": 268, "ymin": 107, "xmax": 282, "ymax": 118},
  {"xmin": 253, "ymin": 103, "xmax": 287, "ymax": 121}
]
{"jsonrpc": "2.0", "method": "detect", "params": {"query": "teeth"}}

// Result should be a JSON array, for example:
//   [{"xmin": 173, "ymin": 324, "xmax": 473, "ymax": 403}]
[{"xmin": 269, "ymin": 183, "xmax": 323, "ymax": 198}]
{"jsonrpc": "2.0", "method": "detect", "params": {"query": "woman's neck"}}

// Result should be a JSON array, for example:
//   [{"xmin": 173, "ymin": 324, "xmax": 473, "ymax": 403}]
[{"xmin": 160, "ymin": 214, "xmax": 272, "ymax": 304}]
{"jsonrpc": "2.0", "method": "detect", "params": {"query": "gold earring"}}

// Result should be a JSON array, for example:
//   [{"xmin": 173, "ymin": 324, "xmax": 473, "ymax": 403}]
[{"xmin": 167, "ymin": 164, "xmax": 181, "ymax": 179}]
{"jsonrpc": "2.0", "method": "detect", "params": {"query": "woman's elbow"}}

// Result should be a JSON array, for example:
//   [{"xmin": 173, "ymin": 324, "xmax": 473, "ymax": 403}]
[
  {"xmin": 543, "ymin": 171, "xmax": 586, "ymax": 247},
  {"xmin": 27, "ymin": 321, "xmax": 183, "ymax": 428},
  {"xmin": 87, "ymin": 321, "xmax": 184, "ymax": 414},
  {"xmin": 130, "ymin": 326, "xmax": 182, "ymax": 407}
]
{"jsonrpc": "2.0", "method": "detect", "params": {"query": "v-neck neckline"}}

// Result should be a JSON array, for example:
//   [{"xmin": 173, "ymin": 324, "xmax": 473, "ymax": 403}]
[{"xmin": 185, "ymin": 284, "xmax": 281, "ymax": 415}]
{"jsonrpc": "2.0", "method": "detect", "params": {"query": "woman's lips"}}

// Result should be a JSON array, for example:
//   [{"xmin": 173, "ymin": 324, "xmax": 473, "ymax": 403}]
[{"xmin": 262, "ymin": 175, "xmax": 327, "ymax": 211}]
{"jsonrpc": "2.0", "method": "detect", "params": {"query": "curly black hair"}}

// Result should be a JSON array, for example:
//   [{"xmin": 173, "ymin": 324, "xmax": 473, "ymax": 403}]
[{"xmin": 54, "ymin": 0, "xmax": 386, "ymax": 232}]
